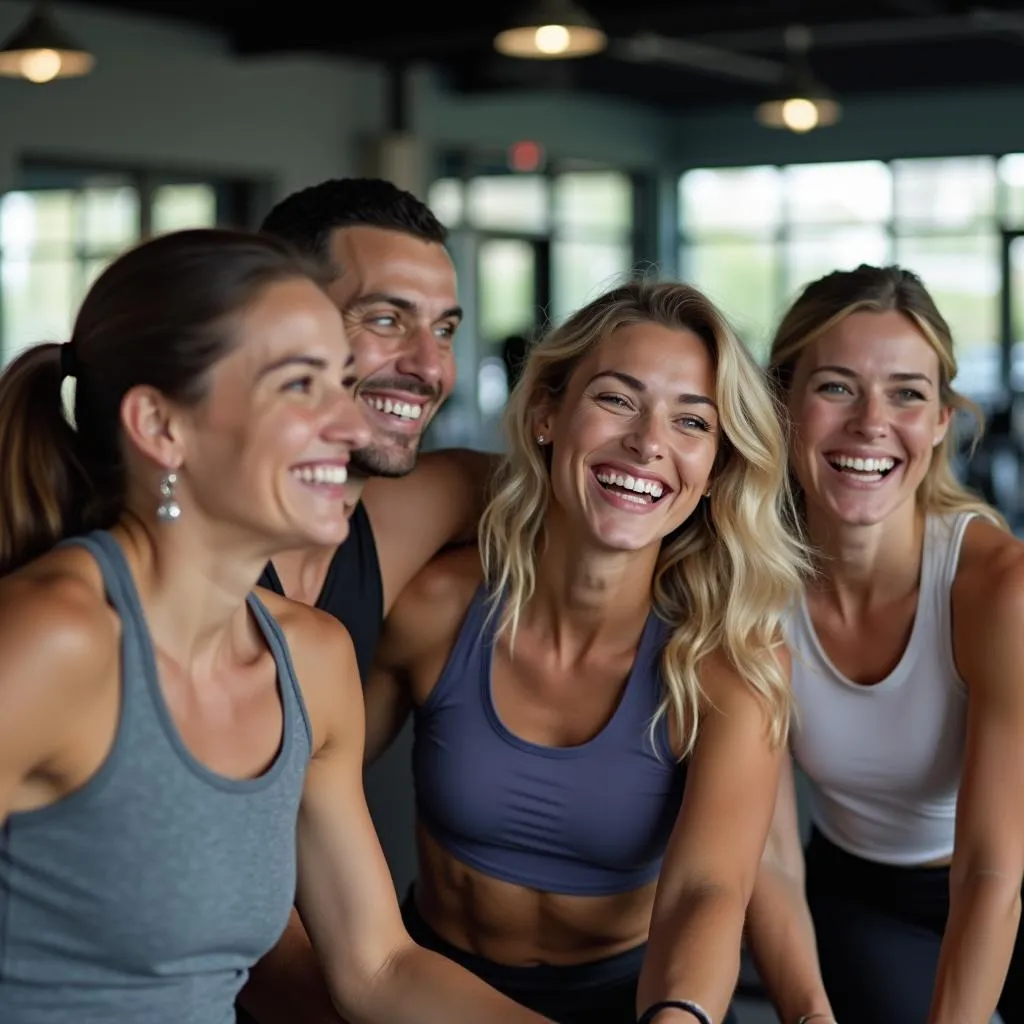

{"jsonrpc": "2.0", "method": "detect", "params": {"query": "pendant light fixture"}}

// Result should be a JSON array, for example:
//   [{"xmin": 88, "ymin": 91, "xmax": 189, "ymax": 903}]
[
  {"xmin": 0, "ymin": 3, "xmax": 95, "ymax": 84},
  {"xmin": 755, "ymin": 25, "xmax": 840, "ymax": 134},
  {"xmin": 494, "ymin": 0, "xmax": 607, "ymax": 59}
]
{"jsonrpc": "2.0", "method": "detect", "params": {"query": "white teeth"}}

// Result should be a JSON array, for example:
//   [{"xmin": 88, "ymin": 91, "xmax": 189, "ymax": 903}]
[
  {"xmin": 292, "ymin": 464, "xmax": 347, "ymax": 485},
  {"xmin": 594, "ymin": 470, "xmax": 665, "ymax": 499},
  {"xmin": 365, "ymin": 396, "xmax": 423, "ymax": 420},
  {"xmin": 830, "ymin": 455, "xmax": 896, "ymax": 474}
]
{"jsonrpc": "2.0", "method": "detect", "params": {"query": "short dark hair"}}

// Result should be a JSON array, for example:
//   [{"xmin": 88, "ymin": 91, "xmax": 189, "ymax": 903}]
[
  {"xmin": 0, "ymin": 228, "xmax": 330, "ymax": 576},
  {"xmin": 260, "ymin": 178, "xmax": 447, "ymax": 262}
]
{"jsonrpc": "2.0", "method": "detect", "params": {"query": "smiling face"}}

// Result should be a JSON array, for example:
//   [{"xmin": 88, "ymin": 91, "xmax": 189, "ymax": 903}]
[
  {"xmin": 786, "ymin": 309, "xmax": 952, "ymax": 529},
  {"xmin": 326, "ymin": 225, "xmax": 460, "ymax": 479},
  {"xmin": 536, "ymin": 320, "xmax": 720, "ymax": 553},
  {"xmin": 173, "ymin": 277, "xmax": 371, "ymax": 550}
]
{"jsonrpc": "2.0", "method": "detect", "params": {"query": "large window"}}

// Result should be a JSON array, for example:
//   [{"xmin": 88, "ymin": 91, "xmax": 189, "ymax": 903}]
[
  {"xmin": 427, "ymin": 168, "xmax": 636, "ymax": 449},
  {"xmin": 679, "ymin": 156, "xmax": 1014, "ymax": 400},
  {"xmin": 429, "ymin": 168, "xmax": 636, "ymax": 330},
  {"xmin": 0, "ymin": 167, "xmax": 247, "ymax": 365}
]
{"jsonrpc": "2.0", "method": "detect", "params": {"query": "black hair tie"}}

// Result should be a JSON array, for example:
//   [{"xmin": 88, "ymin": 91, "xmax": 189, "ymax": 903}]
[{"xmin": 59, "ymin": 342, "xmax": 76, "ymax": 380}]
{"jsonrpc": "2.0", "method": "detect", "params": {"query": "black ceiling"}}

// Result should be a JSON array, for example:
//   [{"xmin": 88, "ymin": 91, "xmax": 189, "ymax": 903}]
[{"xmin": 54, "ymin": 0, "xmax": 1024, "ymax": 112}]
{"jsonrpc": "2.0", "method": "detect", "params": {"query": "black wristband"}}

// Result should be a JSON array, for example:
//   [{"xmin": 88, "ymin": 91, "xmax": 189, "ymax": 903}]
[{"xmin": 637, "ymin": 1000, "xmax": 712, "ymax": 1024}]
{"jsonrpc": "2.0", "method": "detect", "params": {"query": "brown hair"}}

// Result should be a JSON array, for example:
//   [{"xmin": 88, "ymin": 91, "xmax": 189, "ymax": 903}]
[
  {"xmin": 768, "ymin": 263, "xmax": 1002, "ymax": 526},
  {"xmin": 0, "ymin": 227, "xmax": 331, "ymax": 576}
]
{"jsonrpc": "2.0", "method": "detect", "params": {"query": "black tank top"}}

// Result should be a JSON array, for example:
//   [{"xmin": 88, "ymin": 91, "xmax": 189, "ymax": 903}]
[{"xmin": 257, "ymin": 502, "xmax": 383, "ymax": 682}]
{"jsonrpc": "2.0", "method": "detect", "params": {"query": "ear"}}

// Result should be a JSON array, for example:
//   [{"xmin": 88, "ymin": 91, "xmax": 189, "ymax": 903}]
[
  {"xmin": 120, "ymin": 385, "xmax": 186, "ymax": 472},
  {"xmin": 532, "ymin": 391, "xmax": 557, "ymax": 444},
  {"xmin": 934, "ymin": 403, "xmax": 953, "ymax": 448}
]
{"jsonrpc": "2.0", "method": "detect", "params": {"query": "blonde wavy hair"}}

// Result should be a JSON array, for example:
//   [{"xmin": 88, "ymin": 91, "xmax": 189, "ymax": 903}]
[
  {"xmin": 479, "ymin": 280, "xmax": 809, "ymax": 758},
  {"xmin": 768, "ymin": 264, "xmax": 1005, "ymax": 529}
]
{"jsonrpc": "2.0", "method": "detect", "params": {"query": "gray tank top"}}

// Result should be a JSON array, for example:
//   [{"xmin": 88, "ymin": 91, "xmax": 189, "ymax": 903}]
[{"xmin": 0, "ymin": 530, "xmax": 313, "ymax": 1024}]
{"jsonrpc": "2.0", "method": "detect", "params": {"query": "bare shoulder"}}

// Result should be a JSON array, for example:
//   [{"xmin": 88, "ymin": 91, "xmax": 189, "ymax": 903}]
[
  {"xmin": 361, "ymin": 448, "xmax": 496, "ymax": 510},
  {"xmin": 254, "ymin": 587, "xmax": 361, "ymax": 751},
  {"xmin": 0, "ymin": 547, "xmax": 120, "ymax": 753},
  {"xmin": 379, "ymin": 544, "xmax": 484, "ymax": 668},
  {"xmin": 0, "ymin": 545, "xmax": 119, "ymax": 668},
  {"xmin": 699, "ymin": 641, "xmax": 791, "ymax": 714},
  {"xmin": 954, "ymin": 515, "xmax": 1024, "ymax": 628}
]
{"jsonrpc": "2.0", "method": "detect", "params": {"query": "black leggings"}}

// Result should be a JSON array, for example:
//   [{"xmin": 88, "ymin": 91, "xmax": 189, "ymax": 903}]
[
  {"xmin": 401, "ymin": 887, "xmax": 739, "ymax": 1024},
  {"xmin": 806, "ymin": 829, "xmax": 1024, "ymax": 1023}
]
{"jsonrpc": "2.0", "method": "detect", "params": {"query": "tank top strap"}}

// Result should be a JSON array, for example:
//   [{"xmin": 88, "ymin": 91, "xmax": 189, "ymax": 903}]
[
  {"xmin": 60, "ymin": 530, "xmax": 146, "ymax": 630},
  {"xmin": 247, "ymin": 591, "xmax": 314, "ymax": 758},
  {"xmin": 419, "ymin": 583, "xmax": 494, "ymax": 713}
]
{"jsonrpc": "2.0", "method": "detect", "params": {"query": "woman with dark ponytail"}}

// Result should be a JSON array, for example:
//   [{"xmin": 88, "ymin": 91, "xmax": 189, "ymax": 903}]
[{"xmin": 0, "ymin": 228, "xmax": 553, "ymax": 1024}]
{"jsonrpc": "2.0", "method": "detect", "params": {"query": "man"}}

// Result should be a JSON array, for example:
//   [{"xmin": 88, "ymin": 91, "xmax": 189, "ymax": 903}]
[
  {"xmin": 238, "ymin": 178, "xmax": 493, "ymax": 1024},
  {"xmin": 252, "ymin": 178, "xmax": 493, "ymax": 670}
]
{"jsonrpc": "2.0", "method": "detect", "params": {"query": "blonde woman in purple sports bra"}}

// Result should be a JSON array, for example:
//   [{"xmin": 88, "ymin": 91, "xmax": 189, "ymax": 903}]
[{"xmin": 364, "ymin": 279, "xmax": 809, "ymax": 1024}]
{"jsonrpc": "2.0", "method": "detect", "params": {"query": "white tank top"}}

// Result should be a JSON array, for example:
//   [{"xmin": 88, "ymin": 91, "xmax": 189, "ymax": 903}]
[{"xmin": 787, "ymin": 512, "xmax": 973, "ymax": 866}]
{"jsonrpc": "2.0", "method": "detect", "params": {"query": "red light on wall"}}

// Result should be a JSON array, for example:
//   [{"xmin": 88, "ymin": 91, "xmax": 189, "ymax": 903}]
[{"xmin": 508, "ymin": 140, "xmax": 543, "ymax": 172}]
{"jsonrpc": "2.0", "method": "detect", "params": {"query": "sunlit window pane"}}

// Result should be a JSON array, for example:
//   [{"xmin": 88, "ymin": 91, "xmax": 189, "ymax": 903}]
[
  {"xmin": 151, "ymin": 184, "xmax": 217, "ymax": 234},
  {"xmin": 1, "ymin": 258, "xmax": 76, "ymax": 365},
  {"xmin": 785, "ymin": 227, "xmax": 892, "ymax": 298},
  {"xmin": 998, "ymin": 154, "xmax": 1024, "ymax": 229},
  {"xmin": 893, "ymin": 157, "xmax": 995, "ymax": 230},
  {"xmin": 1, "ymin": 190, "xmax": 74, "ymax": 252},
  {"xmin": 784, "ymin": 161, "xmax": 892, "ymax": 225},
  {"xmin": 427, "ymin": 177, "xmax": 463, "ymax": 228},
  {"xmin": 552, "ymin": 240, "xmax": 632, "ymax": 323},
  {"xmin": 681, "ymin": 240, "xmax": 780, "ymax": 361},
  {"xmin": 895, "ymin": 233, "xmax": 1000, "ymax": 400},
  {"xmin": 679, "ymin": 166, "xmax": 782, "ymax": 237},
  {"xmin": 79, "ymin": 186, "xmax": 139, "ymax": 248},
  {"xmin": 467, "ymin": 175, "xmax": 548, "ymax": 233},
  {"xmin": 553, "ymin": 171, "xmax": 632, "ymax": 235},
  {"xmin": 477, "ymin": 239, "xmax": 536, "ymax": 342}
]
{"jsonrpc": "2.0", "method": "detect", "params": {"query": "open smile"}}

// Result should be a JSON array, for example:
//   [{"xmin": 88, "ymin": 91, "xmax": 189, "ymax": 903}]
[
  {"xmin": 590, "ymin": 464, "xmax": 672, "ymax": 512},
  {"xmin": 290, "ymin": 460, "xmax": 348, "ymax": 492},
  {"xmin": 360, "ymin": 392, "xmax": 430, "ymax": 434},
  {"xmin": 824, "ymin": 452, "xmax": 901, "ymax": 485}
]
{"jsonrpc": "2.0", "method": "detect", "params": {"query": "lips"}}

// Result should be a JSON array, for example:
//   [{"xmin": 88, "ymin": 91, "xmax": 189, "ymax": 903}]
[
  {"xmin": 290, "ymin": 461, "xmax": 348, "ymax": 486},
  {"xmin": 360, "ymin": 393, "xmax": 424, "ymax": 422},
  {"xmin": 590, "ymin": 463, "xmax": 672, "ymax": 503}
]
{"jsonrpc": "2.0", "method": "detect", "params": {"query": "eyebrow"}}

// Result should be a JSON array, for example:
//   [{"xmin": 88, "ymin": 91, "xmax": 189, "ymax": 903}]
[
  {"xmin": 588, "ymin": 370, "xmax": 718, "ymax": 410},
  {"xmin": 255, "ymin": 352, "xmax": 352, "ymax": 381},
  {"xmin": 349, "ymin": 291, "xmax": 463, "ymax": 323},
  {"xmin": 811, "ymin": 364, "xmax": 934, "ymax": 385}
]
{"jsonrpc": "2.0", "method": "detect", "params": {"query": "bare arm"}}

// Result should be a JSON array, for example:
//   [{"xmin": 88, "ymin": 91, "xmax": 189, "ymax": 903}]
[
  {"xmin": 363, "ymin": 546, "xmax": 481, "ymax": 766},
  {"xmin": 293, "ymin": 612, "xmax": 552, "ymax": 1023},
  {"xmin": 0, "ymin": 571, "xmax": 116, "ymax": 826},
  {"xmin": 928, "ymin": 547, "xmax": 1024, "ymax": 1024},
  {"xmin": 637, "ymin": 649, "xmax": 789, "ymax": 1023},
  {"xmin": 361, "ymin": 447, "xmax": 497, "ymax": 614},
  {"xmin": 744, "ymin": 757, "xmax": 834, "ymax": 1024}
]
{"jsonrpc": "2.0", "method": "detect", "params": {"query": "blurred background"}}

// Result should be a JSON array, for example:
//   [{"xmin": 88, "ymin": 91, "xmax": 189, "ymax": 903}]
[{"xmin": 2, "ymin": 2, "xmax": 1022, "ymax": 1017}]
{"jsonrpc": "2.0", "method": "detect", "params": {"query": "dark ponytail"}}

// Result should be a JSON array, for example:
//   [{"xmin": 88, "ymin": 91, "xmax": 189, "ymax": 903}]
[
  {"xmin": 0, "ymin": 343, "xmax": 97, "ymax": 575},
  {"xmin": 0, "ymin": 227, "xmax": 331, "ymax": 577}
]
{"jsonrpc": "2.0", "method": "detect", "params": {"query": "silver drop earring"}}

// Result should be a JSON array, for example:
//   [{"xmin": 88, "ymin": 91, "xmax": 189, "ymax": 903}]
[{"xmin": 156, "ymin": 472, "xmax": 181, "ymax": 523}]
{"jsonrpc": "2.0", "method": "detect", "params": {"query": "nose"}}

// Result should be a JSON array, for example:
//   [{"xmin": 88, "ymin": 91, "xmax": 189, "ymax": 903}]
[
  {"xmin": 395, "ymin": 324, "xmax": 445, "ymax": 389},
  {"xmin": 850, "ymin": 390, "xmax": 888, "ymax": 440},
  {"xmin": 624, "ymin": 411, "xmax": 666, "ymax": 463},
  {"xmin": 325, "ymin": 389, "xmax": 371, "ymax": 452}
]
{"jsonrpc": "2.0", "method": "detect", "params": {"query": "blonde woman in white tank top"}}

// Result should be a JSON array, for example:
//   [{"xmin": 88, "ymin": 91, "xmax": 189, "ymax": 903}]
[{"xmin": 741, "ymin": 265, "xmax": 1024, "ymax": 1024}]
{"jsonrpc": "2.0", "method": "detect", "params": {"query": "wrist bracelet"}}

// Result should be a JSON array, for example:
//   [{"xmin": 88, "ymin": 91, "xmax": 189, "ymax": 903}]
[
  {"xmin": 797, "ymin": 1015, "xmax": 837, "ymax": 1023},
  {"xmin": 637, "ymin": 1000, "xmax": 712, "ymax": 1024}
]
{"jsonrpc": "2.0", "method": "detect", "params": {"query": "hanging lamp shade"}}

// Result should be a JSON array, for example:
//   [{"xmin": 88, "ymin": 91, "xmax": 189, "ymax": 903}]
[
  {"xmin": 494, "ymin": 0, "xmax": 607, "ymax": 59},
  {"xmin": 0, "ymin": 7, "xmax": 95, "ymax": 83}
]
